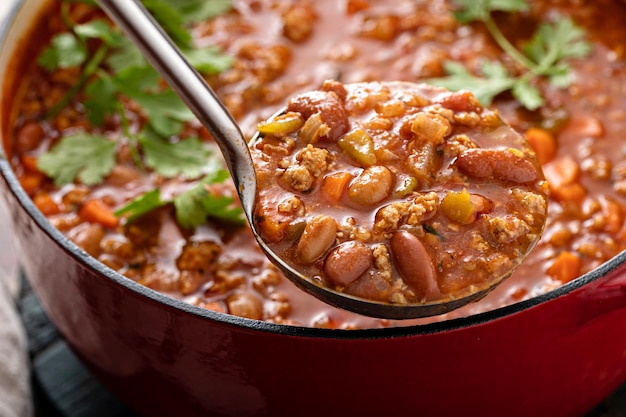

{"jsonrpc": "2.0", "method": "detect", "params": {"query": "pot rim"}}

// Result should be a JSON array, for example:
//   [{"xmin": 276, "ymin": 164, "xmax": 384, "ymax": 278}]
[{"xmin": 1, "ymin": 0, "xmax": 623, "ymax": 340}]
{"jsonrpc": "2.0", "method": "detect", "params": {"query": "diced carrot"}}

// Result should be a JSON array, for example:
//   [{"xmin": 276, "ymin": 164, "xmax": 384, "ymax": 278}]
[
  {"xmin": 550, "ymin": 183, "xmax": 587, "ymax": 204},
  {"xmin": 18, "ymin": 172, "xmax": 44, "ymax": 195},
  {"xmin": 543, "ymin": 156, "xmax": 580, "ymax": 188},
  {"xmin": 33, "ymin": 192, "xmax": 60, "ymax": 215},
  {"xmin": 78, "ymin": 199, "xmax": 120, "ymax": 229},
  {"xmin": 21, "ymin": 155, "xmax": 40, "ymax": 172},
  {"xmin": 258, "ymin": 214, "xmax": 289, "ymax": 243},
  {"xmin": 197, "ymin": 300, "xmax": 227, "ymax": 314},
  {"xmin": 320, "ymin": 172, "xmax": 353, "ymax": 203},
  {"xmin": 546, "ymin": 251, "xmax": 582, "ymax": 283},
  {"xmin": 604, "ymin": 198, "xmax": 624, "ymax": 235},
  {"xmin": 346, "ymin": 0, "xmax": 370, "ymax": 15},
  {"xmin": 255, "ymin": 201, "xmax": 290, "ymax": 243},
  {"xmin": 567, "ymin": 115, "xmax": 604, "ymax": 138},
  {"xmin": 525, "ymin": 127, "xmax": 557, "ymax": 165}
]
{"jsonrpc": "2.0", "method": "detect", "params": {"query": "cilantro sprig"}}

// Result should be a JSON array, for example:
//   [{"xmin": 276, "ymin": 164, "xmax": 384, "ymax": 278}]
[
  {"xmin": 35, "ymin": 0, "xmax": 242, "ymax": 229},
  {"xmin": 114, "ymin": 170, "xmax": 245, "ymax": 229},
  {"xmin": 430, "ymin": 0, "xmax": 592, "ymax": 109},
  {"xmin": 37, "ymin": 132, "xmax": 116, "ymax": 186}
]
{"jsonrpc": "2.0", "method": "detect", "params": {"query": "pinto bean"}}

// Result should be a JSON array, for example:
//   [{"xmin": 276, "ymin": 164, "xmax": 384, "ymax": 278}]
[
  {"xmin": 226, "ymin": 292, "xmax": 263, "ymax": 320},
  {"xmin": 347, "ymin": 166, "xmax": 393, "ymax": 206},
  {"xmin": 390, "ymin": 231, "xmax": 438, "ymax": 298},
  {"xmin": 323, "ymin": 241, "xmax": 372, "ymax": 285},
  {"xmin": 68, "ymin": 223, "xmax": 105, "ymax": 257},
  {"xmin": 15, "ymin": 122, "xmax": 45, "ymax": 153},
  {"xmin": 456, "ymin": 148, "xmax": 540, "ymax": 184},
  {"xmin": 296, "ymin": 215, "xmax": 337, "ymax": 264}
]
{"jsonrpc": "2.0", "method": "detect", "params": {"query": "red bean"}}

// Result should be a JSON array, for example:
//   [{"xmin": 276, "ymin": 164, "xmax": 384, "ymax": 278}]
[
  {"xmin": 390, "ymin": 231, "xmax": 438, "ymax": 298},
  {"xmin": 323, "ymin": 241, "xmax": 372, "ymax": 285},
  {"xmin": 287, "ymin": 90, "xmax": 350, "ymax": 141},
  {"xmin": 456, "ymin": 148, "xmax": 540, "ymax": 184}
]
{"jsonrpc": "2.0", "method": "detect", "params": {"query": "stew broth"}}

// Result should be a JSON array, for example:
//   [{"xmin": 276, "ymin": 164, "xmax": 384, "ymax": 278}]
[{"xmin": 6, "ymin": 0, "xmax": 626, "ymax": 329}]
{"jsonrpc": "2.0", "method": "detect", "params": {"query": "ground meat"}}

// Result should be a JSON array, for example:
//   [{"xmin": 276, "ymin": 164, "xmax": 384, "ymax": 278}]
[
  {"xmin": 282, "ymin": 164, "xmax": 314, "ymax": 191},
  {"xmin": 295, "ymin": 144, "xmax": 332, "ymax": 178}
]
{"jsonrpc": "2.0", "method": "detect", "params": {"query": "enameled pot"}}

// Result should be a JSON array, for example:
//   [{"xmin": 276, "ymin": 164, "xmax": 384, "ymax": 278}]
[{"xmin": 3, "ymin": 1, "xmax": 626, "ymax": 416}]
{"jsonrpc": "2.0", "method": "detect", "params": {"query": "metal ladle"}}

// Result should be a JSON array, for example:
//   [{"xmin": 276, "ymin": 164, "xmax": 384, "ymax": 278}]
[{"xmin": 96, "ymin": 0, "xmax": 535, "ymax": 319}]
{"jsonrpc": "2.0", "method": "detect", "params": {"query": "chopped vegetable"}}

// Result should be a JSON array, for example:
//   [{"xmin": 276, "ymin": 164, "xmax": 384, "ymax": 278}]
[
  {"xmin": 441, "ymin": 189, "xmax": 476, "ymax": 225},
  {"xmin": 337, "ymin": 128, "xmax": 377, "ymax": 167},
  {"xmin": 37, "ymin": 132, "xmax": 116, "ymax": 186},
  {"xmin": 257, "ymin": 112, "xmax": 304, "ymax": 136},
  {"xmin": 431, "ymin": 0, "xmax": 591, "ymax": 109},
  {"xmin": 78, "ymin": 199, "xmax": 120, "ymax": 228},
  {"xmin": 35, "ymin": 0, "xmax": 236, "ymax": 231},
  {"xmin": 114, "ymin": 170, "xmax": 245, "ymax": 229}
]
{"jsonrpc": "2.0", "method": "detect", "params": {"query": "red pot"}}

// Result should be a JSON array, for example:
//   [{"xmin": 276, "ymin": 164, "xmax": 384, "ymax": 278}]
[{"xmin": 3, "ymin": 1, "xmax": 626, "ymax": 416}]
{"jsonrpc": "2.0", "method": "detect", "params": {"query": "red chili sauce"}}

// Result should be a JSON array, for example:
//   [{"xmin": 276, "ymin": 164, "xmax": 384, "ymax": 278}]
[
  {"xmin": 251, "ymin": 80, "xmax": 547, "ymax": 306},
  {"xmin": 7, "ymin": 0, "xmax": 626, "ymax": 329}
]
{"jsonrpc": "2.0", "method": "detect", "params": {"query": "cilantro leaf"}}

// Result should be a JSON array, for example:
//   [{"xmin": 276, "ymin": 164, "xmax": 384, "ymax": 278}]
[
  {"xmin": 511, "ymin": 78, "xmax": 543, "ymax": 110},
  {"xmin": 430, "ymin": 60, "xmax": 516, "ymax": 106},
  {"xmin": 184, "ymin": 46, "xmax": 234, "ymax": 75},
  {"xmin": 37, "ymin": 132, "xmax": 116, "ymax": 186},
  {"xmin": 38, "ymin": 33, "xmax": 87, "ymax": 71},
  {"xmin": 138, "ymin": 131, "xmax": 213, "ymax": 179},
  {"xmin": 113, "ymin": 65, "xmax": 161, "ymax": 93},
  {"xmin": 115, "ymin": 169, "xmax": 244, "ymax": 229},
  {"xmin": 134, "ymin": 90, "xmax": 195, "ymax": 137},
  {"xmin": 113, "ymin": 66, "xmax": 195, "ymax": 136},
  {"xmin": 433, "ymin": 2, "xmax": 591, "ymax": 110},
  {"xmin": 143, "ymin": 0, "xmax": 192, "ymax": 48},
  {"xmin": 84, "ymin": 75, "xmax": 118, "ymax": 126},
  {"xmin": 74, "ymin": 20, "xmax": 124, "ymax": 46},
  {"xmin": 173, "ymin": 174, "xmax": 244, "ymax": 229},
  {"xmin": 105, "ymin": 39, "xmax": 148, "ymax": 73},
  {"xmin": 174, "ymin": 0, "xmax": 233, "ymax": 23},
  {"xmin": 452, "ymin": 0, "xmax": 527, "ymax": 24},
  {"xmin": 523, "ymin": 17, "xmax": 592, "ymax": 72},
  {"xmin": 114, "ymin": 188, "xmax": 165, "ymax": 222}
]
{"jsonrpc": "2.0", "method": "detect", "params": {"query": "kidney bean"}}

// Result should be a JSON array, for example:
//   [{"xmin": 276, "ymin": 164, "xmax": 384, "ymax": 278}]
[
  {"xmin": 296, "ymin": 215, "xmax": 338, "ymax": 264},
  {"xmin": 345, "ymin": 272, "xmax": 394, "ymax": 302},
  {"xmin": 456, "ymin": 148, "xmax": 540, "ymax": 184},
  {"xmin": 347, "ymin": 166, "xmax": 393, "ymax": 206},
  {"xmin": 323, "ymin": 241, "xmax": 372, "ymax": 285},
  {"xmin": 252, "ymin": 81, "xmax": 548, "ymax": 307},
  {"xmin": 390, "ymin": 231, "xmax": 439, "ymax": 298},
  {"xmin": 287, "ymin": 90, "xmax": 349, "ymax": 141}
]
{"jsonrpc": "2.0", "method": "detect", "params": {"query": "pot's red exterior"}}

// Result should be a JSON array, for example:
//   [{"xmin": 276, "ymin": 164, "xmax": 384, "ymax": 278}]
[{"xmin": 3, "ymin": 166, "xmax": 626, "ymax": 417}]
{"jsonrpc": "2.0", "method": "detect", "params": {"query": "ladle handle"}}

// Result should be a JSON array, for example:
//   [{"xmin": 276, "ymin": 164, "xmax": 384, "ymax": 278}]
[{"xmin": 96, "ymin": 0, "xmax": 257, "ymax": 218}]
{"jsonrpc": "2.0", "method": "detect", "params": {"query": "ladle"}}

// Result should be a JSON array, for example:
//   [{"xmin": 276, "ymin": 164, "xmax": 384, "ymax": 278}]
[{"xmin": 96, "ymin": 0, "xmax": 544, "ymax": 319}]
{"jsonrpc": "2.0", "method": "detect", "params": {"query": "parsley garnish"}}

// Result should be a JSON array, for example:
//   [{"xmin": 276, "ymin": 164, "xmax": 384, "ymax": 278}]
[
  {"xmin": 138, "ymin": 131, "xmax": 212, "ymax": 179},
  {"xmin": 430, "ymin": 0, "xmax": 591, "ymax": 109},
  {"xmin": 35, "ymin": 0, "xmax": 240, "ymax": 230},
  {"xmin": 115, "ymin": 170, "xmax": 245, "ymax": 228},
  {"xmin": 37, "ymin": 132, "xmax": 116, "ymax": 186}
]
